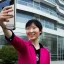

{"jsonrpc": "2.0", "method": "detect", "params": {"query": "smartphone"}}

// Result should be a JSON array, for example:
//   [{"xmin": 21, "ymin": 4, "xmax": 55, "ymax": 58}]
[{"xmin": 2, "ymin": 0, "xmax": 16, "ymax": 30}]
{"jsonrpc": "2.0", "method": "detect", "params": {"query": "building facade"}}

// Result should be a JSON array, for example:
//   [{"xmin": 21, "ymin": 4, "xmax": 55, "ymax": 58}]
[{"xmin": 0, "ymin": 0, "xmax": 64, "ymax": 64}]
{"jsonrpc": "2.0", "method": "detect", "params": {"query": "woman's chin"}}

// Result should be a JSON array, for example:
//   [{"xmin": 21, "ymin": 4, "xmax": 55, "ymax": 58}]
[{"xmin": 29, "ymin": 38, "xmax": 36, "ymax": 41}]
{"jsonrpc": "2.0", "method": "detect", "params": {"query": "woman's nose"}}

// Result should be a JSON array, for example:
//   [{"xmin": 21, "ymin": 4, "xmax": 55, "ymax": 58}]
[{"xmin": 30, "ymin": 29, "xmax": 33, "ymax": 32}]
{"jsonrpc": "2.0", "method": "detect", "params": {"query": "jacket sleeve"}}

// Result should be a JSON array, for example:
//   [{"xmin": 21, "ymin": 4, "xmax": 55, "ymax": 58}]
[
  {"xmin": 43, "ymin": 47, "xmax": 50, "ymax": 64},
  {"xmin": 48, "ymin": 52, "xmax": 50, "ymax": 64},
  {"xmin": 5, "ymin": 31, "xmax": 27, "ymax": 52}
]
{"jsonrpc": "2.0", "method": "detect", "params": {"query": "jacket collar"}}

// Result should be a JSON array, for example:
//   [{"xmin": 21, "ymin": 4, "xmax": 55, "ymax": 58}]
[{"xmin": 28, "ymin": 40, "xmax": 43, "ymax": 48}]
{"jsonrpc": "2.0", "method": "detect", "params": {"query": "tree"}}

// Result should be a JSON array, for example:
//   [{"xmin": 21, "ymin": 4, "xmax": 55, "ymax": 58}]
[{"xmin": 1, "ymin": 45, "xmax": 18, "ymax": 64}]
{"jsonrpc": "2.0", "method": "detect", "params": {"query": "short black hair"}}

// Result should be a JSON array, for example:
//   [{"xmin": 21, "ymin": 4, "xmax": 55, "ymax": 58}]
[{"xmin": 25, "ymin": 19, "xmax": 43, "ymax": 35}]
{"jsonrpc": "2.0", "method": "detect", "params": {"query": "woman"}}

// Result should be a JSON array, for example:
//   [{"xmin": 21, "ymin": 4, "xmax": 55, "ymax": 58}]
[{"xmin": 0, "ymin": 6, "xmax": 50, "ymax": 64}]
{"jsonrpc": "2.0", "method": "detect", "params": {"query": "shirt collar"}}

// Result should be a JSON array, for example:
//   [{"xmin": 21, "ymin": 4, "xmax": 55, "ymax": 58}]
[{"xmin": 28, "ymin": 40, "xmax": 43, "ymax": 48}]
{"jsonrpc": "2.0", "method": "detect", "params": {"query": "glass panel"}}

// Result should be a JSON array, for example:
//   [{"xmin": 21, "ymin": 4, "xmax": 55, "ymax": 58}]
[
  {"xmin": 45, "ymin": 0, "xmax": 55, "ymax": 4},
  {"xmin": 57, "ymin": 24, "xmax": 64, "ymax": 30},
  {"xmin": 21, "ymin": 0, "xmax": 33, "ymax": 2},
  {"xmin": 33, "ymin": 14, "xmax": 40, "ymax": 21},
  {"xmin": 27, "ymin": 2, "xmax": 33, "ymax": 7},
  {"xmin": 0, "ymin": 35, "xmax": 8, "ymax": 45},
  {"xmin": 17, "ymin": 0, "xmax": 33, "ymax": 7},
  {"xmin": 39, "ymin": 33, "xmax": 57, "ymax": 61},
  {"xmin": 19, "ymin": 35, "xmax": 28, "ymax": 40},
  {"xmin": 40, "ymin": 19, "xmax": 45, "ymax": 27},
  {"xmin": 18, "ymin": 0, "xmax": 27, "ymax": 5},
  {"xmin": 46, "ymin": 19, "xmax": 57, "ymax": 30},
  {"xmin": 34, "ymin": 1, "xmax": 40, "ymax": 9},
  {"xmin": 45, "ymin": 20, "xmax": 50, "ymax": 28},
  {"xmin": 40, "ymin": 3, "xmax": 49, "ymax": 13},
  {"xmin": 40, "ymin": 3, "xmax": 57, "ymax": 16},
  {"xmin": 58, "ymin": 36, "xmax": 64, "ymax": 60},
  {"xmin": 16, "ymin": 13, "xmax": 28, "ymax": 23},
  {"xmin": 45, "ymin": 20, "xmax": 55, "ymax": 30},
  {"xmin": 16, "ymin": 11, "xmax": 33, "ymax": 23}
]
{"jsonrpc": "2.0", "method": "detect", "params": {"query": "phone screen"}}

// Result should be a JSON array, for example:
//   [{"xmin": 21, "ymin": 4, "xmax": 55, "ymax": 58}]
[{"xmin": 0, "ymin": 0, "xmax": 16, "ymax": 30}]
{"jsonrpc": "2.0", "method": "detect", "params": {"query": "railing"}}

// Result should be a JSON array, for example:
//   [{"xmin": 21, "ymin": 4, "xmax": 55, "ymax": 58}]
[
  {"xmin": 18, "ymin": 0, "xmax": 33, "ymax": 7},
  {"xmin": 59, "ymin": 6, "xmax": 64, "ymax": 11},
  {"xmin": 17, "ymin": 0, "xmax": 57, "ymax": 17},
  {"xmin": 61, "ymin": 0, "xmax": 64, "ymax": 2},
  {"xmin": 18, "ymin": 0, "xmax": 40, "ymax": 9},
  {"xmin": 60, "ymin": 0, "xmax": 64, "ymax": 3},
  {"xmin": 59, "ymin": 0, "xmax": 64, "ymax": 5},
  {"xmin": 58, "ymin": 15, "xmax": 64, "ymax": 21},
  {"xmin": 44, "ymin": 0, "xmax": 56, "ymax": 5},
  {"xmin": 51, "ymin": 54, "xmax": 64, "ymax": 60}
]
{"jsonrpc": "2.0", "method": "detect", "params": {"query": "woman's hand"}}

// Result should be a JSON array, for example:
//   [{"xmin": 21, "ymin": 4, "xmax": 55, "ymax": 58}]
[
  {"xmin": 0, "ymin": 6, "xmax": 13, "ymax": 22},
  {"xmin": 0, "ymin": 6, "xmax": 13, "ymax": 38}
]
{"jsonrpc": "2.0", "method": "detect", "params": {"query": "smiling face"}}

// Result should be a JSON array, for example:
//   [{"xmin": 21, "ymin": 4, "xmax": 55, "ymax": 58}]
[{"xmin": 26, "ymin": 23, "xmax": 41, "ymax": 41}]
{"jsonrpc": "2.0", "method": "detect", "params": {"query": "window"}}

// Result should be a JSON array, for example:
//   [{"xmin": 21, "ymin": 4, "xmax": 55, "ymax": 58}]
[
  {"xmin": 19, "ymin": 35, "xmax": 28, "ymax": 40},
  {"xmin": 40, "ymin": 3, "xmax": 57, "ymax": 16},
  {"xmin": 33, "ymin": 1, "xmax": 40, "ymax": 9},
  {"xmin": 39, "ymin": 33, "xmax": 57, "ymax": 61},
  {"xmin": 39, "ymin": 33, "xmax": 64, "ymax": 61},
  {"xmin": 58, "ymin": 36, "xmax": 64, "ymax": 60},
  {"xmin": 0, "ymin": 35, "xmax": 8, "ymax": 45},
  {"xmin": 33, "ymin": 14, "xmax": 40, "ymax": 21},
  {"xmin": 45, "ymin": 20, "xmax": 56, "ymax": 30},
  {"xmin": 45, "ymin": 0, "xmax": 55, "ymax": 4},
  {"xmin": 40, "ymin": 3, "xmax": 49, "ymax": 13},
  {"xmin": 16, "ymin": 11, "xmax": 33, "ymax": 23},
  {"xmin": 58, "ymin": 24, "xmax": 64, "ymax": 30},
  {"xmin": 21, "ymin": 0, "xmax": 33, "ymax": 2},
  {"xmin": 17, "ymin": 0, "xmax": 33, "ymax": 7},
  {"xmin": 40, "ymin": 19, "xmax": 45, "ymax": 27}
]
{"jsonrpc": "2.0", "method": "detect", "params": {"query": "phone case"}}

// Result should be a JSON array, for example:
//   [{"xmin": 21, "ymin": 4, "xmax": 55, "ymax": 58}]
[
  {"xmin": 0, "ymin": 0, "xmax": 16, "ymax": 30},
  {"xmin": 5, "ymin": 0, "xmax": 16, "ymax": 30}
]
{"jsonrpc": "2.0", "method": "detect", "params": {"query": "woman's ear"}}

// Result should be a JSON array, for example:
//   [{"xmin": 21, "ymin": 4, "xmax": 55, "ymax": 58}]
[{"xmin": 40, "ymin": 30, "xmax": 42, "ymax": 35}]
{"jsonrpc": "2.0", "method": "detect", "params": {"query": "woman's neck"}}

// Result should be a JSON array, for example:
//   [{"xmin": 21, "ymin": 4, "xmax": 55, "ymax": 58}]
[{"xmin": 31, "ymin": 39, "xmax": 40, "ymax": 50}]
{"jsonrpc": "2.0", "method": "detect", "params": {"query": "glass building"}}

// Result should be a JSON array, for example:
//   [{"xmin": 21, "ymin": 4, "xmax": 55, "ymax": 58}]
[{"xmin": 0, "ymin": 0, "xmax": 64, "ymax": 64}]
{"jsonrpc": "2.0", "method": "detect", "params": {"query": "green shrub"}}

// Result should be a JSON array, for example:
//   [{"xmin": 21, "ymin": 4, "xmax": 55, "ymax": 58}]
[{"xmin": 0, "ymin": 45, "xmax": 18, "ymax": 64}]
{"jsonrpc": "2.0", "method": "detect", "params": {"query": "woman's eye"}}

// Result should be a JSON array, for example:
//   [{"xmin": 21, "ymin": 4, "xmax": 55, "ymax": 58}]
[
  {"xmin": 26, "ymin": 27, "xmax": 30, "ymax": 30},
  {"xmin": 33, "ymin": 27, "xmax": 36, "ymax": 29}
]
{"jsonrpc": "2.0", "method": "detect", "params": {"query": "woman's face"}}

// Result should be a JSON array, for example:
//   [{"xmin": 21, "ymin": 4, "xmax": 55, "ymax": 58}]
[{"xmin": 26, "ymin": 23, "xmax": 41, "ymax": 41}]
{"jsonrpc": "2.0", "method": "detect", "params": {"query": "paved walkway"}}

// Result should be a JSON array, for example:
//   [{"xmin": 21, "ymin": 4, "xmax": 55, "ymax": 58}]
[{"xmin": 51, "ymin": 61, "xmax": 64, "ymax": 64}]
